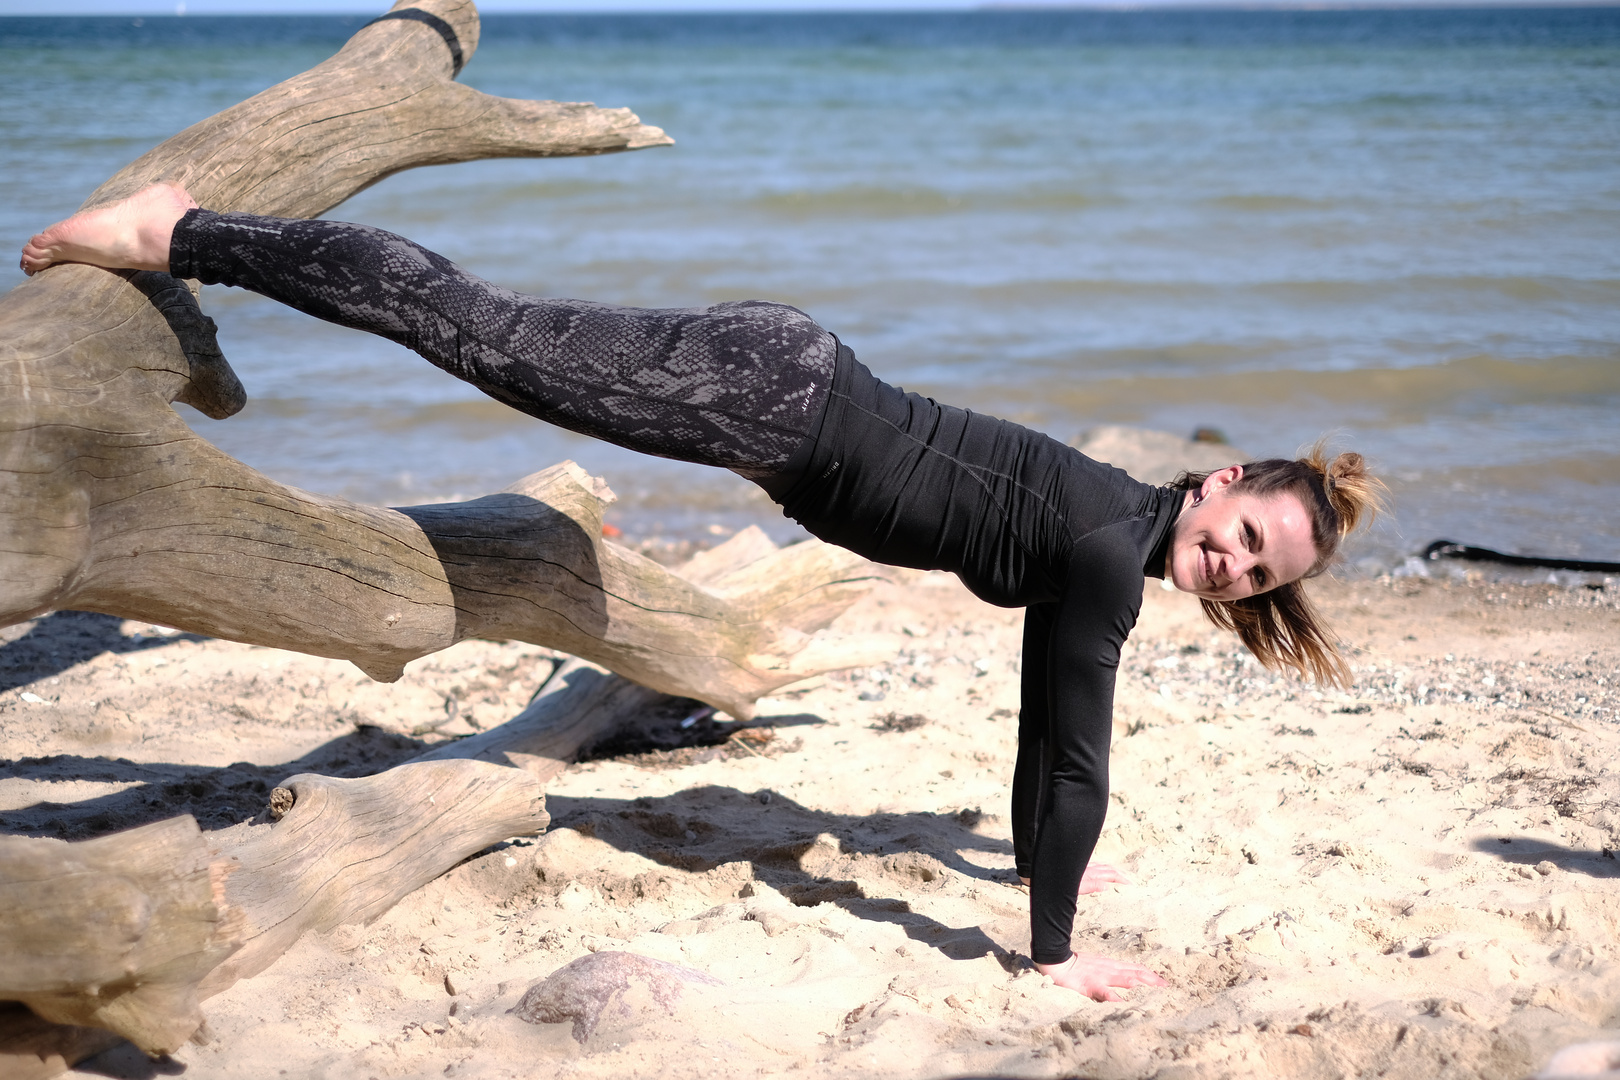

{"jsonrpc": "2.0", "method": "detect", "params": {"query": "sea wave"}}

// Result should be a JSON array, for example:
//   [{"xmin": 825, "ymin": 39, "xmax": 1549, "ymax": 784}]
[
  {"xmin": 1014, "ymin": 353, "xmax": 1620, "ymax": 419},
  {"xmin": 1424, "ymin": 454, "xmax": 1620, "ymax": 492},
  {"xmin": 750, "ymin": 186, "xmax": 1106, "ymax": 218},
  {"xmin": 959, "ymin": 276, "xmax": 1620, "ymax": 307}
]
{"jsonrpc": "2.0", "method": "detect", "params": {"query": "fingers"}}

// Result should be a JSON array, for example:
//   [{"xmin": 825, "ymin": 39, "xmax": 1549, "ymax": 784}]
[
  {"xmin": 1085, "ymin": 862, "xmax": 1129, "ymax": 882},
  {"xmin": 1117, "ymin": 966, "xmax": 1167, "ymax": 988},
  {"xmin": 1039, "ymin": 951, "xmax": 1167, "ymax": 1000},
  {"xmin": 1076, "ymin": 861, "xmax": 1131, "ymax": 895},
  {"xmin": 1029, "ymin": 862, "xmax": 1131, "ymax": 896},
  {"xmin": 1092, "ymin": 958, "xmax": 1164, "ymax": 987}
]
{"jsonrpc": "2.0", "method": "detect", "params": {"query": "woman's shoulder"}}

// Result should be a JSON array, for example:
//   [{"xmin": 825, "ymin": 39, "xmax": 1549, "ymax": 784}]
[{"xmin": 1047, "ymin": 438, "xmax": 1177, "ymax": 532}]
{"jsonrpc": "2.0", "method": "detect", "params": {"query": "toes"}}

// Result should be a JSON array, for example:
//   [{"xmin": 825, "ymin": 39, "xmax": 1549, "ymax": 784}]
[
  {"xmin": 19, "ymin": 237, "xmax": 59, "ymax": 275},
  {"xmin": 19, "ymin": 244, "xmax": 47, "ymax": 275}
]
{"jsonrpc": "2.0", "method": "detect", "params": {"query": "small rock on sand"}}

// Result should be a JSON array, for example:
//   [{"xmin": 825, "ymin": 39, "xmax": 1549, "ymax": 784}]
[{"xmin": 511, "ymin": 951, "xmax": 722, "ymax": 1042}]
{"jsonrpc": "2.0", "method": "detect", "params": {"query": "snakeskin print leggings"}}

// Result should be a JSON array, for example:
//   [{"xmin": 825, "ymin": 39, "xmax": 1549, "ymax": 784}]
[{"xmin": 168, "ymin": 210, "xmax": 838, "ymax": 479}]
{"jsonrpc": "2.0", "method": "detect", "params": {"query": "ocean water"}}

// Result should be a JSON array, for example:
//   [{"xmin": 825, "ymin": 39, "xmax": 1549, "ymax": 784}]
[{"xmin": 2, "ymin": 9, "xmax": 1617, "ymax": 571}]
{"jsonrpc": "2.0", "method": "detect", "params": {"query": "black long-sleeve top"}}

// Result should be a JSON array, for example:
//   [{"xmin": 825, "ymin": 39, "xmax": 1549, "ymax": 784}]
[
  {"xmin": 162, "ymin": 208, "xmax": 1178, "ymax": 962},
  {"xmin": 771, "ymin": 346, "xmax": 1183, "ymax": 965}
]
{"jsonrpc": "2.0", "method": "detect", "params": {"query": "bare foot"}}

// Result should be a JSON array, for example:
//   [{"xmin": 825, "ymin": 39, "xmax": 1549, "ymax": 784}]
[{"xmin": 19, "ymin": 182, "xmax": 198, "ymax": 276}]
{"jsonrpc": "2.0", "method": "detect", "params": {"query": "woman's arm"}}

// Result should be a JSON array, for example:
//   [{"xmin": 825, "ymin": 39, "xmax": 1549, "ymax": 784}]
[
  {"xmin": 1014, "ymin": 604, "xmax": 1131, "ymax": 896},
  {"xmin": 1011, "ymin": 602, "xmax": 1057, "ymax": 884},
  {"xmin": 1021, "ymin": 528, "xmax": 1166, "ymax": 999}
]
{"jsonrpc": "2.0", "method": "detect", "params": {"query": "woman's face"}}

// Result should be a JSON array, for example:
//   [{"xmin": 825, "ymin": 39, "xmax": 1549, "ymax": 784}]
[{"xmin": 1168, "ymin": 467, "xmax": 1319, "ymax": 601}]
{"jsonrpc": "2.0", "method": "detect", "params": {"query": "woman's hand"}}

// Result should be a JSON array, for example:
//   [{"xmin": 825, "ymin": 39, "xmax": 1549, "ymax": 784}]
[
  {"xmin": 1077, "ymin": 861, "xmax": 1128, "ymax": 894},
  {"xmin": 1034, "ymin": 952, "xmax": 1166, "ymax": 1002},
  {"xmin": 1018, "ymin": 861, "xmax": 1129, "ymax": 894}
]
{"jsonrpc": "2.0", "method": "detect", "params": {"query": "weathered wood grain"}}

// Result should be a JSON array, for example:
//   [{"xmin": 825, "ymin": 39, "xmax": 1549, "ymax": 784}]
[
  {"xmin": 84, "ymin": 0, "xmax": 672, "ymax": 219},
  {"xmin": 413, "ymin": 654, "xmax": 677, "ymax": 786},
  {"xmin": 197, "ymin": 758, "xmax": 547, "ymax": 997},
  {"xmin": 0, "ymin": 818, "xmax": 237, "ymax": 1055},
  {"xmin": 0, "ymin": 2, "xmax": 894, "ymax": 1071},
  {"xmin": 0, "ymin": 761, "xmax": 542, "ymax": 1071},
  {"xmin": 0, "ymin": 0, "xmax": 885, "ymax": 717},
  {"xmin": 0, "ymin": 634, "xmax": 697, "ymax": 1073}
]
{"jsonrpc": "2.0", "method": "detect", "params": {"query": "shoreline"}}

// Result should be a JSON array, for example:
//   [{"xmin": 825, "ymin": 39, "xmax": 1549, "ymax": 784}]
[{"xmin": 1, "ymin": 569, "xmax": 1616, "ymax": 1078}]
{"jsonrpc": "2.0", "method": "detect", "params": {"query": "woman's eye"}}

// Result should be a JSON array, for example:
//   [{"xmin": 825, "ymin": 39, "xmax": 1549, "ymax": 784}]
[{"xmin": 1253, "ymin": 567, "xmax": 1267, "ymax": 589}]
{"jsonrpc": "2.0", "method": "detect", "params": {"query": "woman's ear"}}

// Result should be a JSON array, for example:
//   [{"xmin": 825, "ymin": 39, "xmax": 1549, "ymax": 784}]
[{"xmin": 1198, "ymin": 464, "xmax": 1245, "ymax": 502}]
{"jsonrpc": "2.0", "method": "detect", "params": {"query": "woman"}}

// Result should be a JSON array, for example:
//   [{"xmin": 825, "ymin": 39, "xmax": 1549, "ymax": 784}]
[{"xmin": 21, "ymin": 184, "xmax": 1383, "ymax": 1002}]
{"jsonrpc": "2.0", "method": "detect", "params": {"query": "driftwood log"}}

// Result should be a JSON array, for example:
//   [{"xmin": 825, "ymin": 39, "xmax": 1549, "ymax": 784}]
[
  {"xmin": 1, "ymin": 526, "xmax": 857, "ymax": 1077},
  {"xmin": 0, "ymin": 817, "xmax": 238, "ymax": 1056},
  {"xmin": 0, "ymin": 0, "xmax": 885, "ymax": 720},
  {"xmin": 0, "ymin": 660, "xmax": 591, "ymax": 1076},
  {"xmin": 1, "ymin": 3, "xmax": 900, "ymax": 1075}
]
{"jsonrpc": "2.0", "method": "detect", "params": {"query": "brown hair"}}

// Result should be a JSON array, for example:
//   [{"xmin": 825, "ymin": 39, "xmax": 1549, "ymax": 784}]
[{"xmin": 1173, "ymin": 440, "xmax": 1386, "ymax": 688}]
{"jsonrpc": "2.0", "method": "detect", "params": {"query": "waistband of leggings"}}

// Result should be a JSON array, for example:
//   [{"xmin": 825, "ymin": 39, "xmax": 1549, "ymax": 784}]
[{"xmin": 750, "ymin": 336, "xmax": 855, "ymax": 503}]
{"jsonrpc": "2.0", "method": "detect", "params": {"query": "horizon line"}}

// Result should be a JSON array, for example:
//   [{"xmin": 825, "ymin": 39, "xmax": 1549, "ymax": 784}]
[{"xmin": 4, "ymin": 0, "xmax": 1619, "ymax": 16}]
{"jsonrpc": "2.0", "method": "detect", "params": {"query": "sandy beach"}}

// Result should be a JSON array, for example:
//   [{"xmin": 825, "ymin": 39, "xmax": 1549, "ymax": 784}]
[
  {"xmin": 2, "ymin": 7, "xmax": 1617, "ymax": 1078},
  {"xmin": 3, "ymin": 547, "xmax": 1617, "ymax": 1079}
]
